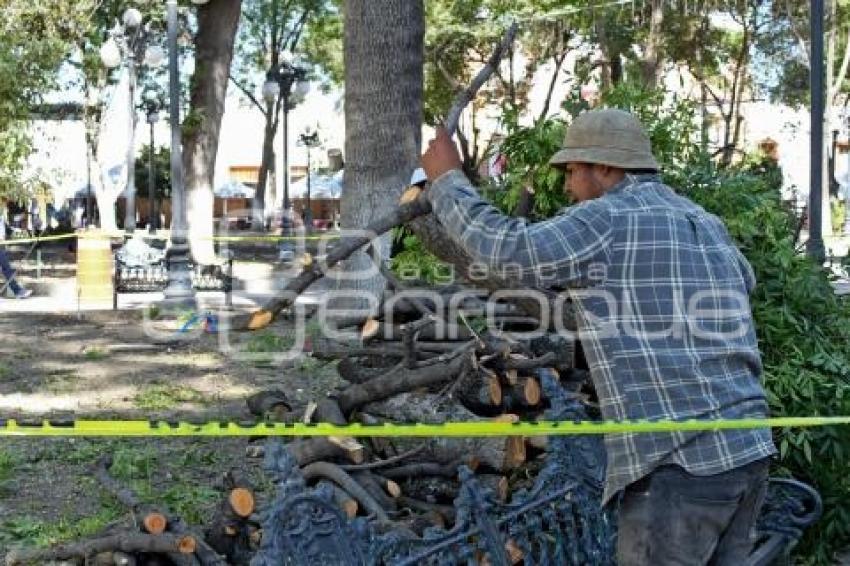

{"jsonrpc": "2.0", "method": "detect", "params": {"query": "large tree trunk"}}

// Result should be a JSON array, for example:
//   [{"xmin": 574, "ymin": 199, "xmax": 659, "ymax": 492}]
[
  {"xmin": 332, "ymin": 0, "xmax": 424, "ymax": 319},
  {"xmin": 639, "ymin": 0, "xmax": 664, "ymax": 88},
  {"xmin": 252, "ymin": 111, "xmax": 277, "ymax": 230},
  {"xmin": 183, "ymin": 0, "xmax": 242, "ymax": 264}
]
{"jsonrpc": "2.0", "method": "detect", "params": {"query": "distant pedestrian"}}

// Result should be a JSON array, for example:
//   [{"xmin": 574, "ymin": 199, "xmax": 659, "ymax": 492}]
[{"xmin": 0, "ymin": 247, "xmax": 32, "ymax": 299}]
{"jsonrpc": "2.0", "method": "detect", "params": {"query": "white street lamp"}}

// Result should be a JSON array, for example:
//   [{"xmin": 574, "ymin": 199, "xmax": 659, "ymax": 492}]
[
  {"xmin": 262, "ymin": 80, "xmax": 281, "ymax": 104},
  {"xmin": 99, "ymin": 38, "xmax": 122, "ymax": 69},
  {"xmin": 122, "ymin": 8, "xmax": 143, "ymax": 28}
]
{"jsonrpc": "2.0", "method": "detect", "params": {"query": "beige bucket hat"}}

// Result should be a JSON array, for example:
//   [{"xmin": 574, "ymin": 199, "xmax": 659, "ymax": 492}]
[{"xmin": 549, "ymin": 108, "xmax": 659, "ymax": 170}]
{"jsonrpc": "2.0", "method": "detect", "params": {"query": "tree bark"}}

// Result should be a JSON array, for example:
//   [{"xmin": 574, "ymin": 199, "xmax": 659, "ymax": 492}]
[
  {"xmin": 332, "ymin": 0, "xmax": 424, "ymax": 319},
  {"xmin": 363, "ymin": 392, "xmax": 525, "ymax": 472},
  {"xmin": 252, "ymin": 111, "xmax": 278, "ymax": 229},
  {"xmin": 639, "ymin": 0, "xmax": 664, "ymax": 88},
  {"xmin": 183, "ymin": 0, "xmax": 242, "ymax": 264}
]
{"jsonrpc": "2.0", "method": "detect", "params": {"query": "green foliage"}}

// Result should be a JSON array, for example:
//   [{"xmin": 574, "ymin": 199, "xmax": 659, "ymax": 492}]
[
  {"xmin": 485, "ymin": 83, "xmax": 697, "ymax": 219},
  {"xmin": 242, "ymin": 330, "xmax": 297, "ymax": 366},
  {"xmin": 243, "ymin": 331, "xmax": 296, "ymax": 354},
  {"xmin": 484, "ymin": 109, "xmax": 567, "ymax": 219},
  {"xmin": 135, "ymin": 145, "xmax": 172, "ymax": 199},
  {"xmin": 0, "ymin": 507, "xmax": 120, "ymax": 548},
  {"xmin": 83, "ymin": 347, "xmax": 108, "ymax": 361},
  {"xmin": 671, "ymin": 154, "xmax": 850, "ymax": 563},
  {"xmin": 390, "ymin": 229, "xmax": 454, "ymax": 285},
  {"xmin": 0, "ymin": 448, "xmax": 18, "ymax": 495},
  {"xmin": 158, "ymin": 484, "xmax": 220, "ymax": 526},
  {"xmin": 0, "ymin": 1, "xmax": 94, "ymax": 200},
  {"xmin": 109, "ymin": 446, "xmax": 156, "ymax": 481},
  {"xmin": 484, "ymin": 74, "xmax": 849, "ymax": 558},
  {"xmin": 133, "ymin": 383, "xmax": 206, "ymax": 410},
  {"xmin": 300, "ymin": 0, "xmax": 343, "ymax": 87},
  {"xmin": 831, "ymin": 198, "xmax": 846, "ymax": 236}
]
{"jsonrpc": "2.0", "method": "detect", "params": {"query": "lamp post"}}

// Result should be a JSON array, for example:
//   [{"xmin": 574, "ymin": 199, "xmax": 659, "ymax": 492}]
[
  {"xmin": 807, "ymin": 0, "xmax": 826, "ymax": 262},
  {"xmin": 161, "ymin": 0, "xmax": 209, "ymax": 305},
  {"xmin": 145, "ymin": 96, "xmax": 160, "ymax": 234},
  {"xmin": 262, "ymin": 58, "xmax": 309, "ymax": 261},
  {"xmin": 99, "ymin": 8, "xmax": 165, "ymax": 234},
  {"xmin": 842, "ymin": 107, "xmax": 850, "ymax": 236},
  {"xmin": 298, "ymin": 128, "xmax": 320, "ymax": 234}
]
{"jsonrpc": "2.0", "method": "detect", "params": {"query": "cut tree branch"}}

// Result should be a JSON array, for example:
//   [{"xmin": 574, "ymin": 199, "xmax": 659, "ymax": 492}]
[
  {"xmin": 232, "ymin": 23, "xmax": 519, "ymax": 331},
  {"xmin": 4, "ymin": 533, "xmax": 196, "ymax": 565}
]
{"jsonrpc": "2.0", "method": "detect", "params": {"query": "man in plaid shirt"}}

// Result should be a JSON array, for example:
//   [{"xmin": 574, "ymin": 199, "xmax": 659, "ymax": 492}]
[{"xmin": 421, "ymin": 109, "xmax": 776, "ymax": 565}]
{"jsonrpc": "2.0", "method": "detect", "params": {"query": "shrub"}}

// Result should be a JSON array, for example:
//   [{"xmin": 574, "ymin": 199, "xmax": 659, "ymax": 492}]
[{"xmin": 672, "ymin": 156, "xmax": 850, "ymax": 564}]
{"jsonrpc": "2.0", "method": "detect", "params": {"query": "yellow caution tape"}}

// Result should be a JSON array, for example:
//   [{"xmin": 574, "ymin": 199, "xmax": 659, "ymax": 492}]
[
  {"xmin": 209, "ymin": 234, "xmax": 340, "ymax": 242},
  {"xmin": 0, "ymin": 233, "xmax": 77, "ymax": 246},
  {"xmin": 0, "ymin": 232, "xmax": 339, "ymax": 245},
  {"xmin": 0, "ymin": 416, "xmax": 848, "ymax": 437}
]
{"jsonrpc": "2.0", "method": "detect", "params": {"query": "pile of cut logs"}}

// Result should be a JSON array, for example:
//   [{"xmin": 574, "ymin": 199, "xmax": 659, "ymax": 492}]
[
  {"xmin": 235, "ymin": 284, "xmax": 586, "ymax": 557},
  {"xmin": 4, "ymin": 456, "xmax": 255, "ymax": 565}
]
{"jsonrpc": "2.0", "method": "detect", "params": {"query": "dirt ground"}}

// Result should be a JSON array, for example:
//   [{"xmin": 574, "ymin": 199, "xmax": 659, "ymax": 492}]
[
  {"xmin": 0, "ymin": 311, "xmax": 339, "ymax": 420},
  {"xmin": 0, "ymin": 307, "xmax": 343, "ymax": 557},
  {"xmin": 0, "ymin": 238, "xmax": 347, "ymax": 557}
]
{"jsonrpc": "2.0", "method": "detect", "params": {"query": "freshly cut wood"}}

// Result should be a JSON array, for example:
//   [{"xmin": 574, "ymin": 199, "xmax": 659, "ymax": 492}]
[
  {"xmin": 300, "ymin": 462, "xmax": 389, "ymax": 521},
  {"xmin": 457, "ymin": 368, "xmax": 502, "ymax": 415},
  {"xmin": 352, "ymin": 471, "xmax": 397, "ymax": 512},
  {"xmin": 337, "ymin": 354, "xmax": 468, "ymax": 414},
  {"xmin": 399, "ymin": 186, "xmax": 422, "ymax": 205},
  {"xmin": 503, "ymin": 436, "xmax": 527, "ymax": 470},
  {"xmin": 222, "ymin": 469, "xmax": 256, "ymax": 519},
  {"xmin": 363, "ymin": 393, "xmax": 523, "ymax": 472},
  {"xmin": 303, "ymin": 401, "xmax": 318, "ymax": 423},
  {"xmin": 142, "ymin": 512, "xmax": 167, "ymax": 535},
  {"xmin": 328, "ymin": 436, "xmax": 366, "ymax": 463},
  {"xmin": 502, "ymin": 376, "xmax": 541, "ymax": 411},
  {"xmin": 285, "ymin": 437, "xmax": 364, "ymax": 465},
  {"xmin": 4, "ymin": 533, "xmax": 196, "ymax": 565},
  {"xmin": 361, "ymin": 318, "xmax": 381, "ymax": 341},
  {"xmin": 165, "ymin": 518, "xmax": 226, "ymax": 566},
  {"xmin": 506, "ymin": 539, "xmax": 524, "ymax": 564},
  {"xmin": 384, "ymin": 478, "xmax": 402, "ymax": 499},
  {"xmin": 316, "ymin": 480, "xmax": 359, "ymax": 518},
  {"xmin": 246, "ymin": 309, "xmax": 273, "ymax": 330},
  {"xmin": 228, "ymin": 488, "xmax": 254, "ymax": 519},
  {"xmin": 177, "ymin": 536, "xmax": 197, "ymax": 554},
  {"xmin": 93, "ymin": 457, "xmax": 170, "ymax": 537}
]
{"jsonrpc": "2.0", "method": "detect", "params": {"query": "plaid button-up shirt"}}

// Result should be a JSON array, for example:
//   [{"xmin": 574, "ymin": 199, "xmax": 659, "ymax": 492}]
[{"xmin": 428, "ymin": 170, "xmax": 776, "ymax": 505}]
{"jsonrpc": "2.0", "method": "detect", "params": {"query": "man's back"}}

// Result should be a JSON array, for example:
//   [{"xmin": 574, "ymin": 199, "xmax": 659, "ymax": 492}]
[{"xmin": 572, "ymin": 175, "xmax": 776, "ymax": 504}]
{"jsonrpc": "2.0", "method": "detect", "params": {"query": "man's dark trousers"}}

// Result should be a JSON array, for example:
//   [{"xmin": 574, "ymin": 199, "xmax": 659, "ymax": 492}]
[{"xmin": 616, "ymin": 459, "xmax": 770, "ymax": 565}]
